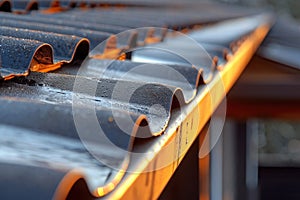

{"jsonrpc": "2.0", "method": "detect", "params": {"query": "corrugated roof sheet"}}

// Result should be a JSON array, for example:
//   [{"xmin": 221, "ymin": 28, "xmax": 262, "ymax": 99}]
[
  {"xmin": 0, "ymin": 1, "xmax": 266, "ymax": 79},
  {"xmin": 0, "ymin": 2, "xmax": 274, "ymax": 199}
]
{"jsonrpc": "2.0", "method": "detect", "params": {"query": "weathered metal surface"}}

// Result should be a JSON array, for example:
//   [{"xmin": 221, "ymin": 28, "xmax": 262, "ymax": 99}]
[
  {"xmin": 0, "ymin": 159, "xmax": 69, "ymax": 200},
  {"xmin": 5, "ymin": 0, "xmax": 130, "ymax": 12},
  {"xmin": 0, "ymin": 27, "xmax": 90, "ymax": 78},
  {"xmin": 106, "ymin": 21, "xmax": 273, "ymax": 200},
  {"xmin": 0, "ymin": 2, "xmax": 268, "ymax": 79},
  {"xmin": 0, "ymin": 80, "xmax": 144, "ymax": 196},
  {"xmin": 25, "ymin": 68, "xmax": 192, "ymax": 134},
  {"xmin": 0, "ymin": 36, "xmax": 52, "ymax": 77},
  {"xmin": 0, "ymin": 2, "xmax": 274, "ymax": 199},
  {"xmin": 0, "ymin": 11, "xmax": 129, "ymax": 34},
  {"xmin": 0, "ymin": 10, "xmax": 166, "ymax": 79},
  {"xmin": 0, "ymin": 26, "xmax": 89, "ymax": 62},
  {"xmin": 0, "ymin": 0, "xmax": 268, "ymax": 15},
  {"xmin": 11, "ymin": 0, "xmax": 38, "ymax": 12},
  {"xmin": 0, "ymin": 18, "xmax": 112, "ymax": 48}
]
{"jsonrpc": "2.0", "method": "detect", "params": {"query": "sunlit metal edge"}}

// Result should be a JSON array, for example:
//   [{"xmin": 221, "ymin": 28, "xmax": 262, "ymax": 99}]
[{"xmin": 103, "ymin": 22, "xmax": 272, "ymax": 200}]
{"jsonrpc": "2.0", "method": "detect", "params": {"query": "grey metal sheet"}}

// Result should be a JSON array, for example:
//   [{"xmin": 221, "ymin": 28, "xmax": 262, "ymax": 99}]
[
  {"xmin": 25, "ymin": 67, "xmax": 194, "ymax": 134},
  {"xmin": 0, "ymin": 28, "xmax": 90, "ymax": 78},
  {"xmin": 11, "ymin": 0, "xmax": 38, "ymax": 12},
  {"xmin": 36, "ymin": 0, "xmax": 58, "ymax": 8},
  {"xmin": 0, "ymin": 10, "xmax": 157, "ymax": 48},
  {"xmin": 56, "ymin": 5, "xmax": 262, "ymax": 29},
  {"xmin": 0, "ymin": 124, "xmax": 117, "ymax": 199},
  {"xmin": 41, "ymin": 10, "xmax": 164, "ymax": 28},
  {"xmin": 59, "ymin": 0, "xmax": 78, "ymax": 8},
  {"xmin": 131, "ymin": 14, "xmax": 273, "ymax": 73},
  {"xmin": 0, "ymin": 11, "xmax": 130, "ymax": 34},
  {"xmin": 10, "ymin": 0, "xmax": 100, "ymax": 11},
  {"xmin": 0, "ymin": 18, "xmax": 111, "ymax": 48},
  {"xmin": 0, "ymin": 161, "xmax": 68, "ymax": 200},
  {"xmin": 0, "ymin": 0, "xmax": 267, "ymax": 15},
  {"xmin": 0, "ymin": 3, "xmax": 274, "ymax": 199},
  {"xmin": 132, "ymin": 43, "xmax": 229, "ymax": 67},
  {"xmin": 0, "ymin": 35, "xmax": 52, "ymax": 77},
  {"xmin": 0, "ymin": 26, "xmax": 89, "ymax": 62},
  {"xmin": 0, "ymin": 82, "xmax": 142, "ymax": 195}
]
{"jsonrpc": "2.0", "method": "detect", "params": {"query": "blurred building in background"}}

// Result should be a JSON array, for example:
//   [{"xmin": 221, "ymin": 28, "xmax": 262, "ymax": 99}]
[{"xmin": 215, "ymin": 0, "xmax": 300, "ymax": 19}]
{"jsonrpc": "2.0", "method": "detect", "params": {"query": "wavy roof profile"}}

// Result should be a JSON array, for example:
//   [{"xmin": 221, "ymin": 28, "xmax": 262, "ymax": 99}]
[
  {"xmin": 0, "ymin": 29, "xmax": 89, "ymax": 78},
  {"xmin": 1, "ymin": 0, "xmax": 116, "ymax": 12},
  {"xmin": 0, "ymin": 1, "xmax": 266, "ymax": 79},
  {"xmin": 0, "ymin": 2, "xmax": 274, "ymax": 199},
  {"xmin": 0, "ymin": 10, "xmax": 169, "ymax": 79}
]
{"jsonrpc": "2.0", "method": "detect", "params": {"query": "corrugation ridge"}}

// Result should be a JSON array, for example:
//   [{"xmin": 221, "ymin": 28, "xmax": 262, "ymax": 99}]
[
  {"xmin": 0, "ymin": 10, "xmax": 262, "ymax": 146},
  {"xmin": 60, "ymin": 0, "xmax": 77, "ymax": 8},
  {"xmin": 36, "ymin": 0, "xmax": 58, "ymax": 8},
  {"xmin": 0, "ymin": 8, "xmax": 273, "ymax": 199},
  {"xmin": 10, "ymin": 0, "xmax": 162, "ymax": 12},
  {"xmin": 130, "ymin": 46, "xmax": 216, "ymax": 83},
  {"xmin": 0, "ymin": 26, "xmax": 236, "ymax": 134},
  {"xmin": 35, "ymin": 10, "xmax": 162, "ymax": 28},
  {"xmin": 0, "ymin": 30, "xmax": 90, "ymax": 78},
  {"xmin": 0, "ymin": 12, "xmax": 138, "ymax": 50},
  {"xmin": 0, "ymin": 84, "xmax": 150, "ymax": 197},
  {"xmin": 0, "ymin": 0, "xmax": 11, "ymax": 11},
  {"xmin": 0, "ymin": 26, "xmax": 89, "ymax": 61},
  {"xmin": 12, "ymin": 0, "xmax": 38, "ymax": 12},
  {"xmin": 0, "ymin": 36, "xmax": 53, "ymax": 79},
  {"xmin": 67, "ymin": 18, "xmax": 262, "ymax": 136},
  {"xmin": 0, "ymin": 12, "xmax": 144, "ymax": 47},
  {"xmin": 81, "ymin": 59, "xmax": 201, "ymax": 101},
  {"xmin": 18, "ymin": 13, "xmax": 129, "ymax": 34},
  {"xmin": 17, "ymin": 60, "xmax": 201, "ymax": 135},
  {"xmin": 74, "ymin": 60, "xmax": 203, "ymax": 135},
  {"xmin": 0, "ymin": 17, "xmax": 112, "ymax": 48}
]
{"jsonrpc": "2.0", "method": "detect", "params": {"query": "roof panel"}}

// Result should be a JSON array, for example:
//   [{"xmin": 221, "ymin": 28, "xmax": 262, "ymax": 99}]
[{"xmin": 0, "ymin": 2, "xmax": 274, "ymax": 199}]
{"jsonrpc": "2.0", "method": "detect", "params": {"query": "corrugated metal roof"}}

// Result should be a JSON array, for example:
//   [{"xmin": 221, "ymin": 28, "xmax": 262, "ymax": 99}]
[
  {"xmin": 0, "ymin": 1, "xmax": 266, "ymax": 79},
  {"xmin": 0, "ymin": 0, "xmax": 267, "ymax": 14},
  {"xmin": 0, "ymin": 2, "xmax": 274, "ymax": 199}
]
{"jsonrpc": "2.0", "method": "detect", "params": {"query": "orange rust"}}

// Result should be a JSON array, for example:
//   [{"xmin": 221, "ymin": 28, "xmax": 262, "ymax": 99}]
[
  {"xmin": 91, "ymin": 49, "xmax": 125, "ymax": 60},
  {"xmin": 30, "ymin": 63, "xmax": 62, "ymax": 73},
  {"xmin": 3, "ymin": 71, "xmax": 30, "ymax": 81},
  {"xmin": 108, "ymin": 116, "xmax": 114, "ymax": 123}
]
